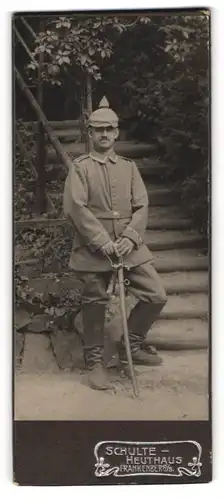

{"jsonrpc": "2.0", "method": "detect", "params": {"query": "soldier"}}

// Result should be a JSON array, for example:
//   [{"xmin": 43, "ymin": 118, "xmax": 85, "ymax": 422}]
[{"xmin": 63, "ymin": 96, "xmax": 167, "ymax": 391}]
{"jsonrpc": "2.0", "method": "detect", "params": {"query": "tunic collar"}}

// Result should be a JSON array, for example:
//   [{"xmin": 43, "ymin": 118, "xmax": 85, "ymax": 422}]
[{"xmin": 90, "ymin": 150, "xmax": 117, "ymax": 164}]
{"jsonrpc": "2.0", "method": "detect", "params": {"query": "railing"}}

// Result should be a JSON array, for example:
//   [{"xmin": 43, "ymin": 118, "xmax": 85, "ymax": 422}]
[{"xmin": 13, "ymin": 17, "xmax": 76, "ymax": 219}]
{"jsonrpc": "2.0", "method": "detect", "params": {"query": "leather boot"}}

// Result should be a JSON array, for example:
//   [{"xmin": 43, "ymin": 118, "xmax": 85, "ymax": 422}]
[
  {"xmin": 118, "ymin": 301, "xmax": 165, "ymax": 366},
  {"xmin": 83, "ymin": 304, "xmax": 111, "ymax": 390}
]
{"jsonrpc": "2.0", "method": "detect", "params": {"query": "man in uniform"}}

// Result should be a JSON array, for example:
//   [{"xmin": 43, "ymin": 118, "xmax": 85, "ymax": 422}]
[{"xmin": 63, "ymin": 97, "xmax": 167, "ymax": 391}]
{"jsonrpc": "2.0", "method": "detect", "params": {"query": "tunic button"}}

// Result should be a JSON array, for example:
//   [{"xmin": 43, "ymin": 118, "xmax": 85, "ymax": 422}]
[{"xmin": 113, "ymin": 211, "xmax": 119, "ymax": 218}]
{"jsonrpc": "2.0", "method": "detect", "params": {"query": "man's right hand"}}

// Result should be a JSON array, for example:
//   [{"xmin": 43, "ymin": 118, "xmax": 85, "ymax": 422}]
[{"xmin": 100, "ymin": 241, "xmax": 115, "ymax": 256}]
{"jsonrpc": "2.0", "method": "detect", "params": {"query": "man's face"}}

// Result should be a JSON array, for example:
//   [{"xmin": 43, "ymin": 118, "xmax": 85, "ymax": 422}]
[{"xmin": 89, "ymin": 125, "xmax": 119, "ymax": 151}]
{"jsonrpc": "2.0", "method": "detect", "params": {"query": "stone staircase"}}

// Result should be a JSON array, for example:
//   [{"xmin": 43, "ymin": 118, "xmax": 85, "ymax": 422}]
[
  {"xmin": 15, "ymin": 125, "xmax": 209, "ymax": 372},
  {"xmin": 138, "ymin": 158, "xmax": 208, "ymax": 350}
]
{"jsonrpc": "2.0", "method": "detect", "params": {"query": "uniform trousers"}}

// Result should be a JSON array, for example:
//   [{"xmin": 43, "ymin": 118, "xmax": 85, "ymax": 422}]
[{"xmin": 76, "ymin": 260, "xmax": 167, "ymax": 306}]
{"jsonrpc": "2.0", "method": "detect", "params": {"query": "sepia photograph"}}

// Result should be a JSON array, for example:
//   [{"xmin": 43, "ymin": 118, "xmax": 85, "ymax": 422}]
[{"xmin": 13, "ymin": 10, "xmax": 210, "ymax": 424}]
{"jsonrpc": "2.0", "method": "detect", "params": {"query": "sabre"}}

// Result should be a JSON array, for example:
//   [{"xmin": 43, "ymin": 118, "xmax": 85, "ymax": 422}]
[{"xmin": 109, "ymin": 253, "xmax": 139, "ymax": 398}]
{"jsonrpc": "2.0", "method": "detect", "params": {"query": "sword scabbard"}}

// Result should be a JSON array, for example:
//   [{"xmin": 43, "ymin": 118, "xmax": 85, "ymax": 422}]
[{"xmin": 117, "ymin": 265, "xmax": 139, "ymax": 398}]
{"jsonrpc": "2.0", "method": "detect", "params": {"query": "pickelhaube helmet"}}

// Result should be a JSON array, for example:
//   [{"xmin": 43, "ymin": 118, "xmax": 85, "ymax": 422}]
[{"xmin": 88, "ymin": 96, "xmax": 119, "ymax": 128}]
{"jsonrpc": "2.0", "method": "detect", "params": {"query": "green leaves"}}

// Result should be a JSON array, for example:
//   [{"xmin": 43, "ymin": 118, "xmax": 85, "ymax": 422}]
[
  {"xmin": 139, "ymin": 17, "xmax": 151, "ymax": 25},
  {"xmin": 48, "ymin": 63, "xmax": 60, "ymax": 75},
  {"xmin": 55, "ymin": 17, "xmax": 71, "ymax": 29},
  {"xmin": 56, "ymin": 56, "xmax": 71, "ymax": 65},
  {"xmin": 55, "ymin": 50, "xmax": 71, "ymax": 66},
  {"xmin": 27, "ymin": 15, "xmax": 127, "ymax": 85},
  {"xmin": 80, "ymin": 54, "xmax": 88, "ymax": 66},
  {"xmin": 27, "ymin": 61, "xmax": 38, "ymax": 70},
  {"xmin": 88, "ymin": 46, "xmax": 95, "ymax": 56}
]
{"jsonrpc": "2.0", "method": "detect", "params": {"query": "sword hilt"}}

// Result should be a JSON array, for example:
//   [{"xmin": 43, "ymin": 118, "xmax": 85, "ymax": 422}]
[{"xmin": 107, "ymin": 254, "xmax": 130, "ymax": 271}]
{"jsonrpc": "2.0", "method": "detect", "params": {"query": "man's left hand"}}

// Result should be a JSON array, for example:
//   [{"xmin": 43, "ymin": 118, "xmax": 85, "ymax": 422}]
[{"xmin": 114, "ymin": 237, "xmax": 134, "ymax": 256}]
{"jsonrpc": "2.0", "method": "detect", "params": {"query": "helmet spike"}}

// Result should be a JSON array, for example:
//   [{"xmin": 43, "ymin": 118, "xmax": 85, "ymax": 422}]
[
  {"xmin": 88, "ymin": 96, "xmax": 118, "ymax": 128},
  {"xmin": 99, "ymin": 96, "xmax": 109, "ymax": 108}
]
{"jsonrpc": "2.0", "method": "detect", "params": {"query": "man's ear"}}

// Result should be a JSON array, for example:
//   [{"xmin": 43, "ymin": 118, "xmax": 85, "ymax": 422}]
[
  {"xmin": 114, "ymin": 128, "xmax": 119, "ymax": 139},
  {"xmin": 88, "ymin": 127, "xmax": 92, "ymax": 138}
]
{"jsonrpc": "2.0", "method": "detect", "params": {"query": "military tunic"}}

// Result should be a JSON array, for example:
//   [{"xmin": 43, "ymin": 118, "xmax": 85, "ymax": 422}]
[{"xmin": 63, "ymin": 150, "xmax": 154, "ymax": 272}]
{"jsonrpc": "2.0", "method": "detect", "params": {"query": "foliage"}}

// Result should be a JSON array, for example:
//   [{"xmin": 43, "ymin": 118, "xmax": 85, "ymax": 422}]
[
  {"xmin": 14, "ymin": 121, "xmax": 37, "ymax": 220},
  {"xmin": 17, "ymin": 12, "xmax": 209, "ymax": 234},
  {"xmin": 174, "ymin": 165, "xmax": 209, "ymax": 234},
  {"xmin": 14, "ymin": 127, "xmax": 80, "ymax": 330},
  {"xmin": 27, "ymin": 15, "xmax": 122, "ymax": 90},
  {"xmin": 101, "ymin": 13, "xmax": 209, "ymax": 234},
  {"xmin": 28, "ymin": 15, "xmax": 150, "ymax": 83},
  {"xmin": 26, "ymin": 14, "xmax": 151, "ymax": 123},
  {"xmin": 15, "ymin": 264, "xmax": 81, "ymax": 332}
]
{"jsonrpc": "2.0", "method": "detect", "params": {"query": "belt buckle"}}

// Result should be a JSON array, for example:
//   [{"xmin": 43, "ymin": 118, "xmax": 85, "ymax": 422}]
[{"xmin": 112, "ymin": 211, "xmax": 119, "ymax": 219}]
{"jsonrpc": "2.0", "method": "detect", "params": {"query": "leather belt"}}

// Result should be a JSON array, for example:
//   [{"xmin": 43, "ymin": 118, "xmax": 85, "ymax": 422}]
[{"xmin": 92, "ymin": 210, "xmax": 132, "ymax": 220}]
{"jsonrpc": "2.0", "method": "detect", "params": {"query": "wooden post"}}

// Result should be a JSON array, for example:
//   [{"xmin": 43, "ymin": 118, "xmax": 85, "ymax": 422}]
[
  {"xmin": 86, "ymin": 73, "xmax": 93, "ymax": 153},
  {"xmin": 36, "ymin": 22, "xmax": 47, "ymax": 214},
  {"xmin": 80, "ymin": 87, "xmax": 85, "ymax": 143}
]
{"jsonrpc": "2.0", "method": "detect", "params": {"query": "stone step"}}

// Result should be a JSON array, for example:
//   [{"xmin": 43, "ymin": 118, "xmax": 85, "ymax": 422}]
[
  {"xmin": 15, "ymin": 308, "xmax": 33, "ymax": 330},
  {"xmin": 47, "ymin": 141, "xmax": 156, "ymax": 163},
  {"xmin": 147, "ymin": 215, "xmax": 190, "ymax": 229},
  {"xmin": 50, "ymin": 318, "xmax": 209, "ymax": 376},
  {"xmin": 20, "ymin": 334, "xmax": 59, "ymax": 373},
  {"xmin": 147, "ymin": 206, "xmax": 190, "ymax": 227},
  {"xmin": 161, "ymin": 271, "xmax": 208, "ymax": 294},
  {"xmin": 50, "ymin": 329, "xmax": 84, "ymax": 370},
  {"xmin": 147, "ymin": 187, "xmax": 173, "ymax": 206},
  {"xmin": 17, "ymin": 318, "xmax": 208, "ymax": 377},
  {"xmin": 136, "ymin": 158, "xmax": 168, "ymax": 178},
  {"xmin": 153, "ymin": 249, "xmax": 208, "ymax": 272},
  {"xmin": 161, "ymin": 293, "xmax": 208, "ymax": 319},
  {"xmin": 20, "ymin": 286, "xmax": 208, "ymax": 338},
  {"xmin": 147, "ymin": 318, "xmax": 209, "ymax": 350},
  {"xmin": 145, "ymin": 229, "xmax": 205, "ymax": 251},
  {"xmin": 50, "ymin": 320, "xmax": 209, "ymax": 371},
  {"xmin": 148, "ymin": 205, "xmax": 189, "ymax": 219}
]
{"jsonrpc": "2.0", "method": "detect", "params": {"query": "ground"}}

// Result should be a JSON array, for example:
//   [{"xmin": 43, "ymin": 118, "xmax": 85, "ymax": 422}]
[{"xmin": 14, "ymin": 350, "xmax": 208, "ymax": 421}]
